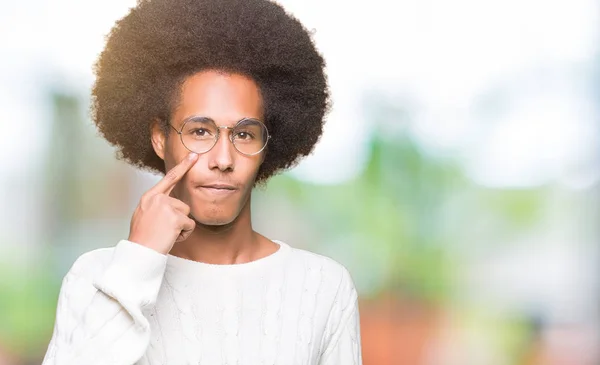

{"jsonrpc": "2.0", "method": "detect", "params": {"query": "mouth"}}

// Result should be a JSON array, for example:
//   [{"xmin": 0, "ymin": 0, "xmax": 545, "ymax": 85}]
[{"xmin": 197, "ymin": 183, "xmax": 238, "ymax": 196}]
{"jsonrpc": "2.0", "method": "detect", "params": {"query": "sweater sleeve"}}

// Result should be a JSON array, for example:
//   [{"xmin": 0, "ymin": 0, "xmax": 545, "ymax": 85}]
[
  {"xmin": 41, "ymin": 240, "xmax": 168, "ymax": 365},
  {"xmin": 318, "ymin": 268, "xmax": 363, "ymax": 365}
]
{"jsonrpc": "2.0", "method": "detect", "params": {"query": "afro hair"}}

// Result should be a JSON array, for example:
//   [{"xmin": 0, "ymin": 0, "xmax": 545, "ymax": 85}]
[{"xmin": 91, "ymin": 0, "xmax": 330, "ymax": 183}]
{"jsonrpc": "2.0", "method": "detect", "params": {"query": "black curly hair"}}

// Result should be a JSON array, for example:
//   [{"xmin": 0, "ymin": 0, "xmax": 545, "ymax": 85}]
[{"xmin": 91, "ymin": 0, "xmax": 330, "ymax": 183}]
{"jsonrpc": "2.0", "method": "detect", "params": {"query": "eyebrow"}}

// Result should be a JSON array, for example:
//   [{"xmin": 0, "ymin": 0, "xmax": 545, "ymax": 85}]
[
  {"xmin": 179, "ymin": 115, "xmax": 214, "ymax": 124},
  {"xmin": 178, "ymin": 115, "xmax": 263, "ymax": 125}
]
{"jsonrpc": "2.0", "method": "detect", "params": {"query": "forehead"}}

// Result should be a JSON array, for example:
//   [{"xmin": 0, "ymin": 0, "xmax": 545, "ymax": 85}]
[{"xmin": 173, "ymin": 70, "xmax": 264, "ymax": 126}]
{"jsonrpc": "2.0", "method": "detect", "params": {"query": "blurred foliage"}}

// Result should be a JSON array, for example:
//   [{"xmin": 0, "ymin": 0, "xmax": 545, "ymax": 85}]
[
  {"xmin": 263, "ymin": 127, "xmax": 548, "ymax": 303},
  {"xmin": 0, "ymin": 258, "xmax": 58, "ymax": 359}
]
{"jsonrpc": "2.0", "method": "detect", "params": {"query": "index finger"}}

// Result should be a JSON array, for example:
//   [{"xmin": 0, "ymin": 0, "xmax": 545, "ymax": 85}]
[{"xmin": 148, "ymin": 152, "xmax": 198, "ymax": 196}]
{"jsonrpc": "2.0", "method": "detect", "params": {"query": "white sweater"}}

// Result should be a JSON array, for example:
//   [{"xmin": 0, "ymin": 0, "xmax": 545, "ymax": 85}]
[{"xmin": 42, "ymin": 239, "xmax": 362, "ymax": 365}]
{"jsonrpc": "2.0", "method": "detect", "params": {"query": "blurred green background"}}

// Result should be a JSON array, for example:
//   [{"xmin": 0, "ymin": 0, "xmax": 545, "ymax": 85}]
[{"xmin": 1, "ymin": 0, "xmax": 599, "ymax": 364}]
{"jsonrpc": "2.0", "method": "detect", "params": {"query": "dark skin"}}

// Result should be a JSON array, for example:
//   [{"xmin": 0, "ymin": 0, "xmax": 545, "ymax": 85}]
[{"xmin": 147, "ymin": 70, "xmax": 279, "ymax": 264}]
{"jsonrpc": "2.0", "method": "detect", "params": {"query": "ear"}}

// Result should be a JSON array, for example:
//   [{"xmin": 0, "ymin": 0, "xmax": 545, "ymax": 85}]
[{"xmin": 150, "ymin": 119, "xmax": 167, "ymax": 161}]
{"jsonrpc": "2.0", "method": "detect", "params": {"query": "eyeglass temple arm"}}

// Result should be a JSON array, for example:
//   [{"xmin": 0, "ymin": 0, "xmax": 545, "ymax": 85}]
[{"xmin": 168, "ymin": 123, "xmax": 181, "ymax": 134}]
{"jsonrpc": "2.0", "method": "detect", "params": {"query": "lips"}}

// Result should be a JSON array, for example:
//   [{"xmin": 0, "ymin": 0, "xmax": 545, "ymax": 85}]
[
  {"xmin": 197, "ymin": 183, "xmax": 238, "ymax": 196},
  {"xmin": 201, "ymin": 184, "xmax": 237, "ymax": 190}
]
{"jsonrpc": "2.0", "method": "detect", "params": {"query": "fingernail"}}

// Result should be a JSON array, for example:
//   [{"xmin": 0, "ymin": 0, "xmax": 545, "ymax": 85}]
[{"xmin": 188, "ymin": 153, "xmax": 198, "ymax": 160}]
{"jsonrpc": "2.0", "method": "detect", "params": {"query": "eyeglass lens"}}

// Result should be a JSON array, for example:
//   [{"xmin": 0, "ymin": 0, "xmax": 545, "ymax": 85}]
[{"xmin": 179, "ymin": 117, "xmax": 268, "ymax": 155}]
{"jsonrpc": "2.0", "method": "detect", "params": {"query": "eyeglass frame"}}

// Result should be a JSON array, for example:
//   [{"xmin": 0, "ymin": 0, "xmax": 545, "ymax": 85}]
[{"xmin": 168, "ymin": 116, "xmax": 272, "ymax": 156}]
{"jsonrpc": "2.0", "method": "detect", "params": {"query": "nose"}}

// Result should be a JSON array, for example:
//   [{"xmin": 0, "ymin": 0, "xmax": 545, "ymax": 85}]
[{"xmin": 208, "ymin": 128, "xmax": 235, "ymax": 172}]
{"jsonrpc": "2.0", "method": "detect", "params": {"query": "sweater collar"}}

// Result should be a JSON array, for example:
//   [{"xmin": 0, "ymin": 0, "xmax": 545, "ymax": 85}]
[{"xmin": 165, "ymin": 239, "xmax": 291, "ymax": 277}]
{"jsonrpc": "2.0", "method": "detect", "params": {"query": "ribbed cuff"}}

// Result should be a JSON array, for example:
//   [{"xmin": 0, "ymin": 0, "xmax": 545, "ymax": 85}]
[{"xmin": 93, "ymin": 240, "xmax": 168, "ymax": 309}]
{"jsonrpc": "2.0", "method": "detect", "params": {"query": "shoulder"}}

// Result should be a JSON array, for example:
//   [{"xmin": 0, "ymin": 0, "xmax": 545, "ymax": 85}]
[
  {"xmin": 287, "ymin": 245, "xmax": 350, "ymax": 275},
  {"xmin": 283, "ymin": 243, "xmax": 357, "ymax": 300}
]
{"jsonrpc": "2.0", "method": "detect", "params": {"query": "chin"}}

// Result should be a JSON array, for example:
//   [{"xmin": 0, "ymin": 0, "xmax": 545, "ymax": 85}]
[
  {"xmin": 191, "ymin": 207, "xmax": 239, "ymax": 227},
  {"xmin": 194, "ymin": 217, "xmax": 234, "ymax": 227}
]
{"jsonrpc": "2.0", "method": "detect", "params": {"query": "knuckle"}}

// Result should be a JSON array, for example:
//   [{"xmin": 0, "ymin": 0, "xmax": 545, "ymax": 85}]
[
  {"xmin": 140, "ymin": 196, "xmax": 154, "ymax": 210},
  {"xmin": 139, "ymin": 197, "xmax": 152, "ymax": 210},
  {"xmin": 168, "ymin": 211, "xmax": 180, "ymax": 226},
  {"xmin": 140, "ymin": 193, "xmax": 150, "ymax": 204},
  {"xmin": 167, "ymin": 203, "xmax": 178, "ymax": 216}
]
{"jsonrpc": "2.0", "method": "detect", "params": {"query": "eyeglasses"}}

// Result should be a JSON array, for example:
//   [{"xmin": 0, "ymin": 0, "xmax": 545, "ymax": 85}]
[{"xmin": 169, "ymin": 116, "xmax": 271, "ymax": 156}]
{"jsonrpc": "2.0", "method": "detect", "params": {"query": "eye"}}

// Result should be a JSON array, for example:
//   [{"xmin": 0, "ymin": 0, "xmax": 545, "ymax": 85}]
[
  {"xmin": 235, "ymin": 131, "xmax": 255, "ymax": 140},
  {"xmin": 190, "ymin": 128, "xmax": 211, "ymax": 137}
]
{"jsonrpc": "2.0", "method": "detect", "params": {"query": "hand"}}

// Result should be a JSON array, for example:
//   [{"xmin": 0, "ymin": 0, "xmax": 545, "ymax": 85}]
[{"xmin": 128, "ymin": 152, "xmax": 199, "ymax": 255}]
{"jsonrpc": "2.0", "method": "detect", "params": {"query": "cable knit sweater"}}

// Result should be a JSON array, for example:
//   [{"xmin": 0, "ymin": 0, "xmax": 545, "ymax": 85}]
[{"xmin": 41, "ymin": 239, "xmax": 362, "ymax": 365}]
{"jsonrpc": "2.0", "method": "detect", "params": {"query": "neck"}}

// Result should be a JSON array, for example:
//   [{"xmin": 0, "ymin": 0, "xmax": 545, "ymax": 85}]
[{"xmin": 169, "ymin": 197, "xmax": 265, "ymax": 264}]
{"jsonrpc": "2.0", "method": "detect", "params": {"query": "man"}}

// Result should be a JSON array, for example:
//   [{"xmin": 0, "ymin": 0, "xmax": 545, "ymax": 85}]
[{"xmin": 42, "ymin": 0, "xmax": 362, "ymax": 364}]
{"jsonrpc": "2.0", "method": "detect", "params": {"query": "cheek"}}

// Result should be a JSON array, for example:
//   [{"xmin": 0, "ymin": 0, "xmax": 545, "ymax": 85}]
[
  {"xmin": 164, "ymin": 137, "xmax": 191, "ymax": 169},
  {"xmin": 239, "ymin": 156, "xmax": 262, "ymax": 184}
]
